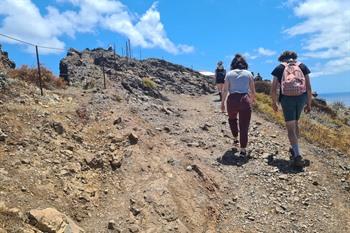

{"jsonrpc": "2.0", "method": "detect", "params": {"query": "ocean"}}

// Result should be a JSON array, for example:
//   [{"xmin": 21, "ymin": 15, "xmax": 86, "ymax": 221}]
[{"xmin": 318, "ymin": 92, "xmax": 350, "ymax": 107}]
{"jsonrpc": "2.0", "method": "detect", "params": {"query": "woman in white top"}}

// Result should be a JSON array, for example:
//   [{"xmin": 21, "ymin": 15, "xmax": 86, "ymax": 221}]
[{"xmin": 221, "ymin": 54, "xmax": 256, "ymax": 155}]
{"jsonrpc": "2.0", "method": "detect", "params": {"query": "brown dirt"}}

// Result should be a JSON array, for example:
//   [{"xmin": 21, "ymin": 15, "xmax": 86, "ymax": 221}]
[{"xmin": 0, "ymin": 81, "xmax": 349, "ymax": 233}]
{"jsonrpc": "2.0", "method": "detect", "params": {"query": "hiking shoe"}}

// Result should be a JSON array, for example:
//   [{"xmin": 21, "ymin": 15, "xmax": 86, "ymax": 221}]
[{"xmin": 290, "ymin": 155, "xmax": 304, "ymax": 168}]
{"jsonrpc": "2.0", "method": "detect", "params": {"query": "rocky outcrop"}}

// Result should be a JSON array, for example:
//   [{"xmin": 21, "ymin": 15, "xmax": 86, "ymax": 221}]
[
  {"xmin": 0, "ymin": 45, "xmax": 15, "ymax": 71},
  {"xmin": 59, "ymin": 48, "xmax": 215, "ymax": 98},
  {"xmin": 28, "ymin": 208, "xmax": 84, "ymax": 233}
]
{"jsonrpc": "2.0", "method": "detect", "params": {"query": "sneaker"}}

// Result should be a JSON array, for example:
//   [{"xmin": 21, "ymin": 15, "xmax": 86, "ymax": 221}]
[
  {"xmin": 290, "ymin": 155, "xmax": 304, "ymax": 168},
  {"xmin": 240, "ymin": 148, "xmax": 247, "ymax": 156}
]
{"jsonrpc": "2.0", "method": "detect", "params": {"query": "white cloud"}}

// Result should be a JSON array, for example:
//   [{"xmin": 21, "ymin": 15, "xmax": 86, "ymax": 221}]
[
  {"xmin": 285, "ymin": 0, "xmax": 350, "ymax": 77},
  {"xmin": 0, "ymin": 0, "xmax": 193, "ymax": 55},
  {"xmin": 238, "ymin": 47, "xmax": 276, "ymax": 61},
  {"xmin": 242, "ymin": 52, "xmax": 258, "ymax": 60},
  {"xmin": 257, "ymin": 47, "xmax": 276, "ymax": 56}
]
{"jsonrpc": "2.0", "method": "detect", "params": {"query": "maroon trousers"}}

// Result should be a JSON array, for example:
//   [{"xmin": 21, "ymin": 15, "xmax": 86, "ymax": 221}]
[{"xmin": 226, "ymin": 93, "xmax": 252, "ymax": 148}]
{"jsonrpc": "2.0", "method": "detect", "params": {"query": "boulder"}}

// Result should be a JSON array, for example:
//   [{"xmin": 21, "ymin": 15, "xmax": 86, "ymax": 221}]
[
  {"xmin": 28, "ymin": 208, "xmax": 84, "ymax": 233},
  {"xmin": 0, "ymin": 45, "xmax": 16, "ymax": 70}
]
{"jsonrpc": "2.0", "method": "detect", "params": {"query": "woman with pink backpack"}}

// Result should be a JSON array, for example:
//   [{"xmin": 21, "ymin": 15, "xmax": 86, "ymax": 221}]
[{"xmin": 271, "ymin": 51, "xmax": 312, "ymax": 168}]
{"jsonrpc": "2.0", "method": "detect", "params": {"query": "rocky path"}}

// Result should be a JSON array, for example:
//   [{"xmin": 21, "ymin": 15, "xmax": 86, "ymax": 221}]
[
  {"xmin": 1, "ymin": 85, "xmax": 349, "ymax": 233},
  {"xmin": 136, "ymin": 92, "xmax": 350, "ymax": 233}
]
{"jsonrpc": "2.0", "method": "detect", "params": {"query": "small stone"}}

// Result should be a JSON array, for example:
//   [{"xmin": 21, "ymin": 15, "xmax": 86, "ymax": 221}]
[
  {"xmin": 130, "ymin": 206, "xmax": 141, "ymax": 216},
  {"xmin": 163, "ymin": 126, "xmax": 171, "ymax": 133},
  {"xmin": 110, "ymin": 158, "xmax": 122, "ymax": 170},
  {"xmin": 85, "ymin": 154, "xmax": 104, "ymax": 169},
  {"xmin": 51, "ymin": 122, "xmax": 65, "ymax": 134},
  {"xmin": 21, "ymin": 186, "xmax": 27, "ymax": 192},
  {"xmin": 128, "ymin": 133, "xmax": 139, "ymax": 145},
  {"xmin": 232, "ymin": 196, "xmax": 238, "ymax": 202},
  {"xmin": 129, "ymin": 225, "xmax": 139, "ymax": 233},
  {"xmin": 247, "ymin": 216, "xmax": 255, "ymax": 221},
  {"xmin": 113, "ymin": 117, "xmax": 122, "ymax": 125},
  {"xmin": 275, "ymin": 206, "xmax": 285, "ymax": 214},
  {"xmin": 186, "ymin": 165, "xmax": 192, "ymax": 171},
  {"xmin": 0, "ymin": 131, "xmax": 7, "ymax": 142},
  {"xmin": 312, "ymin": 181, "xmax": 319, "ymax": 186},
  {"xmin": 108, "ymin": 220, "xmax": 116, "ymax": 230},
  {"xmin": 21, "ymin": 158, "xmax": 31, "ymax": 164},
  {"xmin": 278, "ymin": 174, "xmax": 288, "ymax": 180}
]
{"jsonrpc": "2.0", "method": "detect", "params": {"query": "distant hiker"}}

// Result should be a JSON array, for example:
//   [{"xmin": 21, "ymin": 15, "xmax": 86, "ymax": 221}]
[
  {"xmin": 221, "ymin": 54, "xmax": 256, "ymax": 155},
  {"xmin": 271, "ymin": 50, "xmax": 312, "ymax": 167},
  {"xmin": 254, "ymin": 73, "xmax": 263, "ymax": 81},
  {"xmin": 215, "ymin": 61, "xmax": 226, "ymax": 101}
]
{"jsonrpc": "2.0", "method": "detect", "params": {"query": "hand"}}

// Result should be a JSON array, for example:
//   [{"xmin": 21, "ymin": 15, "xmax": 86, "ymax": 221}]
[
  {"xmin": 304, "ymin": 104, "xmax": 311, "ymax": 113},
  {"xmin": 250, "ymin": 96, "xmax": 256, "ymax": 104},
  {"xmin": 221, "ymin": 102, "xmax": 226, "ymax": 113},
  {"xmin": 272, "ymin": 102, "xmax": 278, "ymax": 112}
]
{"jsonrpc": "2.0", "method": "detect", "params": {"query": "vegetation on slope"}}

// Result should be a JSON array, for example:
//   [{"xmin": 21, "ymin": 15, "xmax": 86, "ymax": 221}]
[
  {"xmin": 8, "ymin": 65, "xmax": 66, "ymax": 89},
  {"xmin": 254, "ymin": 81, "xmax": 350, "ymax": 154}
]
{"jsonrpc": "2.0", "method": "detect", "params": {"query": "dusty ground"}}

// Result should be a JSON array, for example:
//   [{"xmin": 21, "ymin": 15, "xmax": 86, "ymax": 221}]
[{"xmin": 0, "ymin": 81, "xmax": 349, "ymax": 233}]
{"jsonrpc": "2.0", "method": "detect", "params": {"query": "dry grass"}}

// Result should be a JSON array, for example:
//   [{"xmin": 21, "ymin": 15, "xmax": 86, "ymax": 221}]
[
  {"xmin": 8, "ymin": 65, "xmax": 66, "ymax": 89},
  {"xmin": 254, "ymin": 93, "xmax": 284, "ymax": 125},
  {"xmin": 254, "ymin": 93, "xmax": 350, "ymax": 154}
]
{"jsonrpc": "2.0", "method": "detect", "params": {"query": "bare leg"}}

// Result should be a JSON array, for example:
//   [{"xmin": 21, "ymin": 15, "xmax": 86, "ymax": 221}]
[
  {"xmin": 217, "ymin": 83, "xmax": 223, "ymax": 100},
  {"xmin": 286, "ymin": 120, "xmax": 298, "ymax": 145},
  {"xmin": 296, "ymin": 121, "xmax": 300, "ymax": 139}
]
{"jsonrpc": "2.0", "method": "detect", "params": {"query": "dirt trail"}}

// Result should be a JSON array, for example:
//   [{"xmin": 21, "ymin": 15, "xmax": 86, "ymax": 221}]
[
  {"xmin": 140, "ymin": 92, "xmax": 350, "ymax": 233},
  {"xmin": 0, "ymin": 84, "xmax": 349, "ymax": 233}
]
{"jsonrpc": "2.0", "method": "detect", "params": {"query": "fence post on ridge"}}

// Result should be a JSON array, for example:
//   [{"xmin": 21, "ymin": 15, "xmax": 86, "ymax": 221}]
[
  {"xmin": 102, "ymin": 53, "xmax": 106, "ymax": 89},
  {"xmin": 35, "ymin": 45, "xmax": 43, "ymax": 96},
  {"xmin": 113, "ymin": 43, "xmax": 116, "ymax": 60}
]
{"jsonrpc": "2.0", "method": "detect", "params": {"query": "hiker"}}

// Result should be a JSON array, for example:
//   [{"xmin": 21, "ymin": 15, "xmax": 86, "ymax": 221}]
[
  {"xmin": 270, "ymin": 50, "xmax": 312, "ymax": 167},
  {"xmin": 221, "ymin": 54, "xmax": 256, "ymax": 155},
  {"xmin": 254, "ymin": 73, "xmax": 263, "ymax": 81},
  {"xmin": 215, "ymin": 61, "xmax": 226, "ymax": 101}
]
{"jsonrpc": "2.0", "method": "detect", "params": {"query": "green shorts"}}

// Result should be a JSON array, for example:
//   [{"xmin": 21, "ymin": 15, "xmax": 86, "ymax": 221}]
[{"xmin": 280, "ymin": 93, "xmax": 307, "ymax": 122}]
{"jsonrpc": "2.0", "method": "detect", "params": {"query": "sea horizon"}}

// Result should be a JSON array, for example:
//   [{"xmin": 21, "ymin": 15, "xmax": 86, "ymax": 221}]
[{"xmin": 318, "ymin": 91, "xmax": 350, "ymax": 107}]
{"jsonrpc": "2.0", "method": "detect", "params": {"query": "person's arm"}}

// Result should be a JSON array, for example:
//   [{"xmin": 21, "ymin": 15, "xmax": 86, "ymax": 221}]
[
  {"xmin": 304, "ymin": 74, "xmax": 312, "ymax": 113},
  {"xmin": 249, "ymin": 76, "xmax": 256, "ymax": 103},
  {"xmin": 221, "ymin": 78, "xmax": 229, "ymax": 113},
  {"xmin": 271, "ymin": 76, "xmax": 279, "ymax": 112}
]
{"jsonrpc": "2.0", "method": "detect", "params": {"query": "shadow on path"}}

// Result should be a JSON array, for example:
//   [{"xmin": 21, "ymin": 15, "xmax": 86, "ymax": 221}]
[
  {"xmin": 266, "ymin": 154, "xmax": 310, "ymax": 174},
  {"xmin": 217, "ymin": 149, "xmax": 251, "ymax": 167}
]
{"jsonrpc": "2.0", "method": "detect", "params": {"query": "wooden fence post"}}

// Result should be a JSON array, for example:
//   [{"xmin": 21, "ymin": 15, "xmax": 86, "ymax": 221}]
[{"xmin": 35, "ymin": 45, "xmax": 43, "ymax": 96}]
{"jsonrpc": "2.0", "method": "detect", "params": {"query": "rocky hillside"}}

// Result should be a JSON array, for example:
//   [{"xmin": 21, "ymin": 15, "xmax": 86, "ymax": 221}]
[
  {"xmin": 60, "ymin": 48, "xmax": 214, "ymax": 99},
  {"xmin": 0, "ymin": 48, "xmax": 350, "ymax": 233},
  {"xmin": 0, "ymin": 45, "xmax": 15, "ymax": 90},
  {"xmin": 0, "ymin": 45, "xmax": 15, "ymax": 71}
]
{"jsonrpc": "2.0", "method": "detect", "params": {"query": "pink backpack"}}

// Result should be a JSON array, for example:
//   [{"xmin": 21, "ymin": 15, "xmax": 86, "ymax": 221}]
[{"xmin": 281, "ymin": 61, "xmax": 306, "ymax": 96}]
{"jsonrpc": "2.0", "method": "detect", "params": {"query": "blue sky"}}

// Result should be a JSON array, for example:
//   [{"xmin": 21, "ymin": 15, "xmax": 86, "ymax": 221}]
[{"xmin": 0, "ymin": 0, "xmax": 349, "ymax": 93}]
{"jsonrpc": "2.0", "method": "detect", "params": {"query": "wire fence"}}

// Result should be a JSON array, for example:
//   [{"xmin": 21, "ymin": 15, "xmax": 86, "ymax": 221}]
[{"xmin": 0, "ymin": 32, "xmax": 137, "ymax": 96}]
